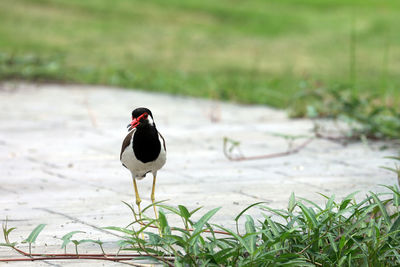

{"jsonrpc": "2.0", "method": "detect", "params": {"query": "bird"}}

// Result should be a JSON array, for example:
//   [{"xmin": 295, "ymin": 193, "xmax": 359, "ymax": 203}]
[{"xmin": 120, "ymin": 107, "xmax": 166, "ymax": 221}]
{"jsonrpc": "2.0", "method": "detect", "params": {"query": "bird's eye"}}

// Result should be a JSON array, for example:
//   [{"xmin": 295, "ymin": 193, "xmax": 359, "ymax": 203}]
[{"xmin": 143, "ymin": 113, "xmax": 148, "ymax": 119}]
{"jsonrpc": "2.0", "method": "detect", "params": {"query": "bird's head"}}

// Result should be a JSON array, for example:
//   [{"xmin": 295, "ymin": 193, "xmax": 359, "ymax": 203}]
[{"xmin": 127, "ymin": 107, "xmax": 154, "ymax": 131}]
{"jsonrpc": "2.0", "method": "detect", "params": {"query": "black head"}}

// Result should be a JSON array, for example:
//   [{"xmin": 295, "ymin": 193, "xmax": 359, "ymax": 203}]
[
  {"xmin": 131, "ymin": 107, "xmax": 154, "ymax": 120},
  {"xmin": 127, "ymin": 107, "xmax": 155, "ymax": 130}
]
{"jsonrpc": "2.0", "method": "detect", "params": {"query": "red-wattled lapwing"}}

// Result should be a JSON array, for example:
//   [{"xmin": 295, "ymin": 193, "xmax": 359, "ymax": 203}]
[{"xmin": 120, "ymin": 107, "xmax": 166, "ymax": 221}]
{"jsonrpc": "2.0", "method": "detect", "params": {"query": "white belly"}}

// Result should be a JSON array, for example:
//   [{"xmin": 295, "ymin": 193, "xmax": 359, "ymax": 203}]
[{"xmin": 121, "ymin": 131, "xmax": 166, "ymax": 179}]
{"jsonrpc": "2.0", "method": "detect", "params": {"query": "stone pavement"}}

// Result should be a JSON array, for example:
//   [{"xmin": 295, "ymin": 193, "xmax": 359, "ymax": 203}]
[{"xmin": 0, "ymin": 82, "xmax": 398, "ymax": 265}]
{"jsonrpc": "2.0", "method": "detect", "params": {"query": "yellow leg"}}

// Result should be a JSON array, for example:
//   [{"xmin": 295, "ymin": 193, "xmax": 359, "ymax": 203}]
[
  {"xmin": 151, "ymin": 174, "xmax": 158, "ymax": 221},
  {"xmin": 151, "ymin": 174, "xmax": 162, "ymax": 235},
  {"xmin": 133, "ymin": 177, "xmax": 142, "ymax": 218},
  {"xmin": 132, "ymin": 177, "xmax": 144, "ymax": 239}
]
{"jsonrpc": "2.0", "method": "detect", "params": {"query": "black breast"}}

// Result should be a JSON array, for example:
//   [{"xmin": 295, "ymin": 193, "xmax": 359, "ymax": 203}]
[{"xmin": 132, "ymin": 124, "xmax": 161, "ymax": 163}]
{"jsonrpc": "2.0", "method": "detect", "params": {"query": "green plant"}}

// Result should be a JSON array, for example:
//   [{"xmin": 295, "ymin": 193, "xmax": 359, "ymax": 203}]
[
  {"xmin": 20, "ymin": 224, "xmax": 46, "ymax": 256},
  {"xmin": 2, "ymin": 187, "xmax": 400, "ymax": 266},
  {"xmin": 382, "ymin": 156, "xmax": 400, "ymax": 186},
  {"xmin": 290, "ymin": 85, "xmax": 400, "ymax": 140},
  {"xmin": 0, "ymin": 53, "xmax": 64, "ymax": 81}
]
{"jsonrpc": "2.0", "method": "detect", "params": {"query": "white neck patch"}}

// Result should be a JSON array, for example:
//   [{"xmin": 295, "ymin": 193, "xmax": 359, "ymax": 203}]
[{"xmin": 147, "ymin": 115, "xmax": 154, "ymax": 126}]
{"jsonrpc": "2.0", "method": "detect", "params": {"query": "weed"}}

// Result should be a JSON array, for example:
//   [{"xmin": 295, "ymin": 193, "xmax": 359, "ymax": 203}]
[
  {"xmin": 2, "ymin": 185, "xmax": 400, "ymax": 266},
  {"xmin": 290, "ymin": 85, "xmax": 400, "ymax": 140},
  {"xmin": 0, "ymin": 53, "xmax": 65, "ymax": 82}
]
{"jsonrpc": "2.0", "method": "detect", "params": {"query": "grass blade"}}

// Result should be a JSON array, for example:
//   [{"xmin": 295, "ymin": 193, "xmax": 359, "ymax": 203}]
[
  {"xmin": 370, "ymin": 192, "xmax": 391, "ymax": 227},
  {"xmin": 23, "ymin": 224, "xmax": 46, "ymax": 244},
  {"xmin": 189, "ymin": 207, "xmax": 221, "ymax": 245},
  {"xmin": 214, "ymin": 224, "xmax": 252, "ymax": 254},
  {"xmin": 288, "ymin": 192, "xmax": 296, "ymax": 213},
  {"xmin": 61, "ymin": 231, "xmax": 85, "ymax": 249},
  {"xmin": 178, "ymin": 205, "xmax": 191, "ymax": 220},
  {"xmin": 297, "ymin": 202, "xmax": 318, "ymax": 229},
  {"xmin": 245, "ymin": 215, "xmax": 257, "ymax": 253},
  {"xmin": 193, "ymin": 207, "xmax": 221, "ymax": 235},
  {"xmin": 235, "ymin": 202, "xmax": 267, "ymax": 221}
]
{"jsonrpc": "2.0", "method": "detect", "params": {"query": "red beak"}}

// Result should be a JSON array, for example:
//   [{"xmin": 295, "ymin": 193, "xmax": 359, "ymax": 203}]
[
  {"xmin": 129, "ymin": 118, "xmax": 139, "ymax": 128},
  {"xmin": 127, "ymin": 112, "xmax": 148, "ymax": 129}
]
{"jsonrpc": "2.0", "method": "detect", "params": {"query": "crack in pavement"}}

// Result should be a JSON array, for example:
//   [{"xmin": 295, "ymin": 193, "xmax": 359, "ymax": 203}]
[
  {"xmin": 235, "ymin": 190, "xmax": 272, "ymax": 203},
  {"xmin": 43, "ymin": 261, "xmax": 62, "ymax": 267},
  {"xmin": 41, "ymin": 168, "xmax": 130, "ymax": 196},
  {"xmin": 0, "ymin": 219, "xmax": 30, "ymax": 222},
  {"xmin": 24, "ymin": 156, "xmax": 130, "ymax": 196},
  {"xmin": 35, "ymin": 208, "xmax": 123, "ymax": 238},
  {"xmin": 26, "ymin": 156, "xmax": 61, "ymax": 169},
  {"xmin": 0, "ymin": 186, "xmax": 18, "ymax": 194}
]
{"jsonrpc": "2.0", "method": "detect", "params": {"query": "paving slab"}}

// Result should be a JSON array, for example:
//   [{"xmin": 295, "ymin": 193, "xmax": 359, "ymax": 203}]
[{"xmin": 0, "ymin": 82, "xmax": 398, "ymax": 265}]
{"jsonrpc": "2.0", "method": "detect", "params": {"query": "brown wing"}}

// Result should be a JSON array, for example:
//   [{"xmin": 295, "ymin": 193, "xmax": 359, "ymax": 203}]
[
  {"xmin": 120, "ymin": 130, "xmax": 134, "ymax": 161},
  {"xmin": 158, "ymin": 132, "xmax": 166, "ymax": 151}
]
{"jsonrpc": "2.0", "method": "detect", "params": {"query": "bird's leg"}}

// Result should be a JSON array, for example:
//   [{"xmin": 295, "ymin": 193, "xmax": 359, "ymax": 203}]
[
  {"xmin": 132, "ymin": 177, "xmax": 142, "ymax": 218},
  {"xmin": 132, "ymin": 177, "xmax": 145, "ymax": 239},
  {"xmin": 151, "ymin": 174, "xmax": 159, "ymax": 221},
  {"xmin": 151, "ymin": 173, "xmax": 162, "ymax": 235}
]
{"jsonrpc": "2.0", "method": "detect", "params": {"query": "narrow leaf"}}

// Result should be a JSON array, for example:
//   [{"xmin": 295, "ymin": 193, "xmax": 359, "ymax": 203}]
[
  {"xmin": 288, "ymin": 192, "xmax": 296, "ymax": 213},
  {"xmin": 142, "ymin": 199, "xmax": 169, "ymax": 213},
  {"xmin": 235, "ymin": 202, "xmax": 266, "ymax": 221},
  {"xmin": 189, "ymin": 207, "xmax": 221, "ymax": 245},
  {"xmin": 193, "ymin": 207, "xmax": 221, "ymax": 235},
  {"xmin": 178, "ymin": 205, "xmax": 190, "ymax": 220},
  {"xmin": 297, "ymin": 202, "xmax": 318, "ymax": 229},
  {"xmin": 23, "ymin": 224, "xmax": 46, "ymax": 244},
  {"xmin": 61, "ymin": 231, "xmax": 85, "ymax": 249},
  {"xmin": 5, "ymin": 227, "xmax": 17, "ymax": 236},
  {"xmin": 158, "ymin": 210, "xmax": 168, "ymax": 234},
  {"xmin": 157, "ymin": 204, "xmax": 180, "ymax": 216},
  {"xmin": 327, "ymin": 233, "xmax": 338, "ymax": 253},
  {"xmin": 190, "ymin": 206, "xmax": 203, "ymax": 216},
  {"xmin": 245, "ymin": 215, "xmax": 256, "ymax": 253},
  {"xmin": 103, "ymin": 226, "xmax": 134, "ymax": 235},
  {"xmin": 339, "ymin": 191, "xmax": 359, "ymax": 210},
  {"xmin": 370, "ymin": 192, "xmax": 391, "ymax": 227},
  {"xmin": 214, "ymin": 224, "xmax": 252, "ymax": 254},
  {"xmin": 389, "ymin": 215, "xmax": 400, "ymax": 236}
]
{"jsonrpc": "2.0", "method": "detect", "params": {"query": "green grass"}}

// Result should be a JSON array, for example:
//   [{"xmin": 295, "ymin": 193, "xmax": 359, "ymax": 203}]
[{"xmin": 1, "ymin": 0, "xmax": 399, "ymax": 109}]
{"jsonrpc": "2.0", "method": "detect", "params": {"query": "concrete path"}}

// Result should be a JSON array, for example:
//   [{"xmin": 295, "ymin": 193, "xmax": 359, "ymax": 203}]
[{"xmin": 0, "ymin": 82, "xmax": 398, "ymax": 265}]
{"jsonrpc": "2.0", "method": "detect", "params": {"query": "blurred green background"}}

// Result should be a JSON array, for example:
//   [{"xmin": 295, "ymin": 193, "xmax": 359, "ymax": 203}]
[{"xmin": 0, "ymin": 0, "xmax": 399, "ymax": 111}]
